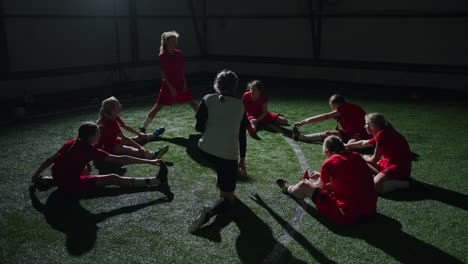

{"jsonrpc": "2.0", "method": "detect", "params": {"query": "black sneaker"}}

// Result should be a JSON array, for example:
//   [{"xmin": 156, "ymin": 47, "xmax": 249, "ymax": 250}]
[
  {"xmin": 276, "ymin": 178, "xmax": 292, "ymax": 194},
  {"xmin": 156, "ymin": 162, "xmax": 168, "ymax": 184},
  {"xmin": 35, "ymin": 176, "xmax": 55, "ymax": 191},
  {"xmin": 153, "ymin": 145, "xmax": 169, "ymax": 159},
  {"xmin": 139, "ymin": 127, "xmax": 146, "ymax": 133}
]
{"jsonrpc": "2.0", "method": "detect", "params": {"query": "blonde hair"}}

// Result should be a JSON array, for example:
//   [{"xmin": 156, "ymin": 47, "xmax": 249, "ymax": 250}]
[
  {"xmin": 365, "ymin": 113, "xmax": 393, "ymax": 130},
  {"xmin": 97, "ymin": 96, "xmax": 119, "ymax": 125},
  {"xmin": 160, "ymin": 30, "xmax": 180, "ymax": 53},
  {"xmin": 247, "ymin": 80, "xmax": 265, "ymax": 92}
]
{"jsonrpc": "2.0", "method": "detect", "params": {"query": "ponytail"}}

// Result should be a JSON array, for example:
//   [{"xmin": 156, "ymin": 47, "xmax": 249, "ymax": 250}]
[{"xmin": 213, "ymin": 69, "xmax": 238, "ymax": 102}]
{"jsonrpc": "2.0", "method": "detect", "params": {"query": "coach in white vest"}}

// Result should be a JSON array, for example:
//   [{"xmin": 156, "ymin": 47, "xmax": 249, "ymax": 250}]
[{"xmin": 189, "ymin": 69, "xmax": 248, "ymax": 232}]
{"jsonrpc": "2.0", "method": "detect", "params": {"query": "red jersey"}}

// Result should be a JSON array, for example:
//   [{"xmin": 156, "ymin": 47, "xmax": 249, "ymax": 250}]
[
  {"xmin": 159, "ymin": 49, "xmax": 185, "ymax": 90},
  {"xmin": 320, "ymin": 151, "xmax": 377, "ymax": 216},
  {"xmin": 97, "ymin": 116, "xmax": 125, "ymax": 151},
  {"xmin": 368, "ymin": 127, "xmax": 412, "ymax": 178},
  {"xmin": 334, "ymin": 102, "xmax": 369, "ymax": 139},
  {"xmin": 242, "ymin": 91, "xmax": 268, "ymax": 119},
  {"xmin": 51, "ymin": 139, "xmax": 109, "ymax": 189}
]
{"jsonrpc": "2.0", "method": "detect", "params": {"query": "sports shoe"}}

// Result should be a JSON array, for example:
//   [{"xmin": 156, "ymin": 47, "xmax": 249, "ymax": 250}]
[
  {"xmin": 155, "ymin": 162, "xmax": 168, "ymax": 184},
  {"xmin": 276, "ymin": 178, "xmax": 292, "ymax": 194},
  {"xmin": 35, "ymin": 175, "xmax": 55, "ymax": 191},
  {"xmin": 188, "ymin": 205, "xmax": 212, "ymax": 233},
  {"xmin": 152, "ymin": 145, "xmax": 169, "ymax": 159},
  {"xmin": 139, "ymin": 127, "xmax": 146, "ymax": 133},
  {"xmin": 152, "ymin": 127, "xmax": 165, "ymax": 136},
  {"xmin": 292, "ymin": 126, "xmax": 300, "ymax": 141}
]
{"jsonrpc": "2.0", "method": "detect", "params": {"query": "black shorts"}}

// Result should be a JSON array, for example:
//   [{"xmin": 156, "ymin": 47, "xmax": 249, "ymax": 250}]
[{"xmin": 200, "ymin": 149, "xmax": 237, "ymax": 192}]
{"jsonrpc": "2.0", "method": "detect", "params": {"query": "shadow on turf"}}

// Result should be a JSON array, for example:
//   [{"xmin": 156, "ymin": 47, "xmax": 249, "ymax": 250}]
[
  {"xmin": 276, "ymin": 193, "xmax": 463, "ymax": 263},
  {"xmin": 191, "ymin": 198, "xmax": 332, "ymax": 264},
  {"xmin": 381, "ymin": 180, "xmax": 468, "ymax": 211},
  {"xmin": 157, "ymin": 134, "xmax": 254, "ymax": 182},
  {"xmin": 29, "ymin": 185, "xmax": 172, "ymax": 256}
]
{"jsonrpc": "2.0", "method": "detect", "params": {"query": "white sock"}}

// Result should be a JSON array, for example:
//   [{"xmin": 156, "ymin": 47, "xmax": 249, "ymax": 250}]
[
  {"xmin": 301, "ymin": 133, "xmax": 322, "ymax": 142},
  {"xmin": 382, "ymin": 180, "xmax": 410, "ymax": 193},
  {"xmin": 287, "ymin": 185, "xmax": 294, "ymax": 194},
  {"xmin": 144, "ymin": 151, "xmax": 154, "ymax": 159},
  {"xmin": 131, "ymin": 177, "xmax": 160, "ymax": 188},
  {"xmin": 142, "ymin": 116, "xmax": 154, "ymax": 130}
]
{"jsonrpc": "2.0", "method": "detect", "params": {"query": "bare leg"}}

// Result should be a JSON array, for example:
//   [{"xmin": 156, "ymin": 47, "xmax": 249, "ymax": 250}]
[
  {"xmin": 142, "ymin": 104, "xmax": 164, "ymax": 130},
  {"xmin": 289, "ymin": 180, "xmax": 317, "ymax": 200},
  {"xmin": 113, "ymin": 144, "xmax": 146, "ymax": 158},
  {"xmin": 274, "ymin": 116, "xmax": 289, "ymax": 126}
]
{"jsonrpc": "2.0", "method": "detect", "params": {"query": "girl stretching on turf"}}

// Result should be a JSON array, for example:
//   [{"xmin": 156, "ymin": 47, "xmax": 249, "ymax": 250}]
[
  {"xmin": 188, "ymin": 69, "xmax": 248, "ymax": 232},
  {"xmin": 31, "ymin": 122, "xmax": 170, "ymax": 194},
  {"xmin": 293, "ymin": 94, "xmax": 370, "ymax": 143},
  {"xmin": 276, "ymin": 135, "xmax": 377, "ymax": 224},
  {"xmin": 97, "ymin": 96, "xmax": 168, "ymax": 159},
  {"xmin": 242, "ymin": 80, "xmax": 289, "ymax": 131},
  {"xmin": 140, "ymin": 30, "xmax": 198, "ymax": 133},
  {"xmin": 345, "ymin": 113, "xmax": 412, "ymax": 194}
]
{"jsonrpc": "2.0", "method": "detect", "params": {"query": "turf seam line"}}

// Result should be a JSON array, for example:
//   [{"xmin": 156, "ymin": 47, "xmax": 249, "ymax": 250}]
[{"xmin": 263, "ymin": 126, "xmax": 310, "ymax": 264}]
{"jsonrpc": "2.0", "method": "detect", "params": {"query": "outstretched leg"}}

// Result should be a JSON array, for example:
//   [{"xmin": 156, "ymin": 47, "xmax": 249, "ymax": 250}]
[{"xmin": 141, "ymin": 104, "xmax": 164, "ymax": 132}]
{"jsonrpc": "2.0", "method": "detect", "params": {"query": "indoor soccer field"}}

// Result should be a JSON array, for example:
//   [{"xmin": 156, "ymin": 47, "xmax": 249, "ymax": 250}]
[
  {"xmin": 1, "ymin": 83, "xmax": 467, "ymax": 263},
  {"xmin": 1, "ymin": 0, "xmax": 467, "ymax": 263}
]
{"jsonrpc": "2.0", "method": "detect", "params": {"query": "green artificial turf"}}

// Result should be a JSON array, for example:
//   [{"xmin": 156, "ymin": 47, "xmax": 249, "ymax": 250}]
[{"xmin": 0, "ymin": 85, "xmax": 467, "ymax": 263}]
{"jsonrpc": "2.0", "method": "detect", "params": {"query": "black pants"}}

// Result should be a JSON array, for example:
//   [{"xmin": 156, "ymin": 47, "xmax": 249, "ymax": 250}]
[{"xmin": 200, "ymin": 149, "xmax": 237, "ymax": 192}]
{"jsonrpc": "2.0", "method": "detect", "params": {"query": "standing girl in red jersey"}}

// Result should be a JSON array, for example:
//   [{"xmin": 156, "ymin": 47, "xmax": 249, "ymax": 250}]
[
  {"xmin": 97, "ymin": 96, "xmax": 169, "ymax": 159},
  {"xmin": 242, "ymin": 80, "xmax": 289, "ymax": 131},
  {"xmin": 345, "ymin": 113, "xmax": 412, "ymax": 194},
  {"xmin": 293, "ymin": 94, "xmax": 370, "ymax": 143},
  {"xmin": 140, "ymin": 30, "xmax": 198, "ymax": 133},
  {"xmin": 31, "ymin": 122, "xmax": 170, "ymax": 194},
  {"xmin": 276, "ymin": 136, "xmax": 377, "ymax": 224}
]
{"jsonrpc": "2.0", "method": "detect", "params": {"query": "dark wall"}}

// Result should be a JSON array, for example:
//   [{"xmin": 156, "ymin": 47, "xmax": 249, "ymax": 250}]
[{"xmin": 1, "ymin": 0, "xmax": 468, "ymax": 99}]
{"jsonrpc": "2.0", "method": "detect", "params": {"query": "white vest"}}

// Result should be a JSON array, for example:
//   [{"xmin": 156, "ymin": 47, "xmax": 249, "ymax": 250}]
[{"xmin": 198, "ymin": 93, "xmax": 245, "ymax": 160}]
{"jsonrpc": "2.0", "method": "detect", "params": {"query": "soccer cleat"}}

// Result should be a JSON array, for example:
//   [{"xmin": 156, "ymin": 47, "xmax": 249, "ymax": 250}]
[
  {"xmin": 292, "ymin": 126, "xmax": 300, "ymax": 141},
  {"xmin": 276, "ymin": 178, "xmax": 292, "ymax": 194},
  {"xmin": 152, "ymin": 127, "xmax": 165, "ymax": 136},
  {"xmin": 152, "ymin": 145, "xmax": 169, "ymax": 159},
  {"xmin": 155, "ymin": 162, "xmax": 168, "ymax": 184},
  {"xmin": 188, "ymin": 205, "xmax": 212, "ymax": 233},
  {"xmin": 139, "ymin": 127, "xmax": 146, "ymax": 134}
]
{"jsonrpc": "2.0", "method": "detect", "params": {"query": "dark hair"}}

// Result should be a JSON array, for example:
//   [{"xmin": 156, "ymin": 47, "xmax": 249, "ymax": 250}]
[
  {"xmin": 66, "ymin": 122, "xmax": 99, "ymax": 164},
  {"xmin": 247, "ymin": 80, "xmax": 265, "ymax": 92},
  {"xmin": 213, "ymin": 69, "xmax": 238, "ymax": 102},
  {"xmin": 329, "ymin": 94, "xmax": 347, "ymax": 106},
  {"xmin": 323, "ymin": 135, "xmax": 345, "ymax": 154}
]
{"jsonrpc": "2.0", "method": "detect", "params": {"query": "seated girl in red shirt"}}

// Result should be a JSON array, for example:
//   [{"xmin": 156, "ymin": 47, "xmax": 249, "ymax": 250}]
[
  {"xmin": 97, "ymin": 96, "xmax": 168, "ymax": 159},
  {"xmin": 345, "ymin": 113, "xmax": 412, "ymax": 194},
  {"xmin": 276, "ymin": 135, "xmax": 377, "ymax": 224},
  {"xmin": 31, "ymin": 122, "xmax": 171, "ymax": 194},
  {"xmin": 293, "ymin": 94, "xmax": 370, "ymax": 143},
  {"xmin": 242, "ymin": 80, "xmax": 289, "ymax": 131}
]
